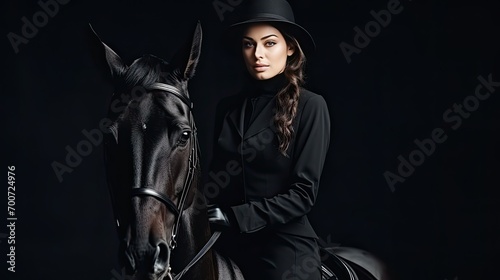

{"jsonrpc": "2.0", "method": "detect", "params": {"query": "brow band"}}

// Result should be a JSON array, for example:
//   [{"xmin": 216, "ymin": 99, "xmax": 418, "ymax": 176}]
[{"xmin": 148, "ymin": 82, "xmax": 192, "ymax": 109}]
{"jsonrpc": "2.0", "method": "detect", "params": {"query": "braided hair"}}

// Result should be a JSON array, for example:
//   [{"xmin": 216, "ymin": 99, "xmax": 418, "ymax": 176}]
[{"xmin": 274, "ymin": 34, "xmax": 306, "ymax": 156}]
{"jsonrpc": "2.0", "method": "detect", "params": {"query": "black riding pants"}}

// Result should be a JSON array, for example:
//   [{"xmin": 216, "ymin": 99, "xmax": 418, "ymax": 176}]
[{"xmin": 215, "ymin": 228, "xmax": 321, "ymax": 280}]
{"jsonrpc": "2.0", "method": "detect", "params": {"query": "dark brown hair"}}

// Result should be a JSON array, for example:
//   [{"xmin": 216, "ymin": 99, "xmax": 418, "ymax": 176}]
[
  {"xmin": 274, "ymin": 33, "xmax": 306, "ymax": 156},
  {"xmin": 235, "ymin": 24, "xmax": 307, "ymax": 156}
]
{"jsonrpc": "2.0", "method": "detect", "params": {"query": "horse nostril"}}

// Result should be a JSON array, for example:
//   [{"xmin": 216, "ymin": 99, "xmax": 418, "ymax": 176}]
[
  {"xmin": 153, "ymin": 241, "xmax": 170, "ymax": 274},
  {"xmin": 119, "ymin": 241, "xmax": 136, "ymax": 275},
  {"xmin": 123, "ymin": 249, "xmax": 136, "ymax": 274}
]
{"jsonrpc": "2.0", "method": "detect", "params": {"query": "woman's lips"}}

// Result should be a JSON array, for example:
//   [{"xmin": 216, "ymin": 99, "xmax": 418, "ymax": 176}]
[{"xmin": 254, "ymin": 64, "xmax": 269, "ymax": 72}]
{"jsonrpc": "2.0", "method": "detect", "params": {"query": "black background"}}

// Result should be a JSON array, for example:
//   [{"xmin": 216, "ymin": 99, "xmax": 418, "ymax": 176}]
[{"xmin": 2, "ymin": 0, "xmax": 499, "ymax": 280}]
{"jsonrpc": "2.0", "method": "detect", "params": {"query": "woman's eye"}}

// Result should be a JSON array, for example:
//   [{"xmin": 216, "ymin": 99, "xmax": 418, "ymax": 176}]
[
  {"xmin": 265, "ymin": 41, "xmax": 276, "ymax": 47},
  {"xmin": 243, "ymin": 41, "xmax": 254, "ymax": 48}
]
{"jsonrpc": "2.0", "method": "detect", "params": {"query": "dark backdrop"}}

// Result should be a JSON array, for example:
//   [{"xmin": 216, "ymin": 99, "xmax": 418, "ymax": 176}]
[{"xmin": 2, "ymin": 0, "xmax": 499, "ymax": 280}]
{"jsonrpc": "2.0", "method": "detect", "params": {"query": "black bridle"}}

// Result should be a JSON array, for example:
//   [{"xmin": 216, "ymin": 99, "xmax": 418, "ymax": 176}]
[
  {"xmin": 130, "ymin": 82, "xmax": 199, "ymax": 250},
  {"xmin": 113, "ymin": 82, "xmax": 219, "ymax": 280}
]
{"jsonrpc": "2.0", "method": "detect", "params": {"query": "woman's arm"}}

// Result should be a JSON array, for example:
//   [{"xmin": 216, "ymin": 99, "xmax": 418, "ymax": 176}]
[{"xmin": 230, "ymin": 94, "xmax": 331, "ymax": 233}]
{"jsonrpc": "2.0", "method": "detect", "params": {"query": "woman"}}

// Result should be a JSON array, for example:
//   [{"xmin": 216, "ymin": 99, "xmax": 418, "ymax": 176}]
[{"xmin": 205, "ymin": 0, "xmax": 331, "ymax": 279}]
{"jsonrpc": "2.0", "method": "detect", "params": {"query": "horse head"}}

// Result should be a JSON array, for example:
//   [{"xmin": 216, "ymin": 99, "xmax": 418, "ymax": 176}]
[{"xmin": 93, "ymin": 22, "xmax": 202, "ymax": 280}]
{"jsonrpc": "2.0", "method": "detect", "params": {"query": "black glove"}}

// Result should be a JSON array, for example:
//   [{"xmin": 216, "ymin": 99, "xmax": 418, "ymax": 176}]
[{"xmin": 207, "ymin": 205, "xmax": 232, "ymax": 229}]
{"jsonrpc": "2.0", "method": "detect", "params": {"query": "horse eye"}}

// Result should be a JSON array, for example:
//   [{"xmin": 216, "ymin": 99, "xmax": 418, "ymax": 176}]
[{"xmin": 178, "ymin": 131, "xmax": 191, "ymax": 146}]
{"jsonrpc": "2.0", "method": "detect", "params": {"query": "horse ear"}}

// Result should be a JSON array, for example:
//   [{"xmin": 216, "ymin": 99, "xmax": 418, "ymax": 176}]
[
  {"xmin": 88, "ymin": 23, "xmax": 127, "ymax": 77},
  {"xmin": 179, "ymin": 21, "xmax": 203, "ymax": 80}
]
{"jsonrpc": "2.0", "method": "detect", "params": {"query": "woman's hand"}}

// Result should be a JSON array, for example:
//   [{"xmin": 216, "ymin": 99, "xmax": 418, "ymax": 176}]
[{"xmin": 207, "ymin": 205, "xmax": 232, "ymax": 229}]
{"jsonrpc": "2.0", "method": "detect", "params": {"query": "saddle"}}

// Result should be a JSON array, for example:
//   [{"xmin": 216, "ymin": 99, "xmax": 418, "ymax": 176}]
[
  {"xmin": 176, "ymin": 231, "xmax": 390, "ymax": 280},
  {"xmin": 320, "ymin": 246, "xmax": 390, "ymax": 280}
]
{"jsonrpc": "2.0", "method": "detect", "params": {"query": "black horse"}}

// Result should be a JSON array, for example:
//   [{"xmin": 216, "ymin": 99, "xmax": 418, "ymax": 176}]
[{"xmin": 93, "ymin": 22, "xmax": 391, "ymax": 280}]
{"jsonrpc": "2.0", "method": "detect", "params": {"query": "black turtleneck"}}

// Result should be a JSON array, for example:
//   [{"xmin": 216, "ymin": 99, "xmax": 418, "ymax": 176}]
[{"xmin": 244, "ymin": 73, "xmax": 288, "ymax": 132}]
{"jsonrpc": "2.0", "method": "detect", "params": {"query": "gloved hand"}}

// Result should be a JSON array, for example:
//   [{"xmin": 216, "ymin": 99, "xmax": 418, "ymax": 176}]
[{"xmin": 207, "ymin": 204, "xmax": 232, "ymax": 229}]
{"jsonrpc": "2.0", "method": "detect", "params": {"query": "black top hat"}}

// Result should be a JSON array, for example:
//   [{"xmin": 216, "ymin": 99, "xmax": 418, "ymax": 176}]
[{"xmin": 225, "ymin": 0, "xmax": 316, "ymax": 56}]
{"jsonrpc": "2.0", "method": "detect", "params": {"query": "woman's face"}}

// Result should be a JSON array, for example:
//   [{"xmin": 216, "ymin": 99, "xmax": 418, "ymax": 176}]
[{"xmin": 241, "ymin": 23, "xmax": 295, "ymax": 80}]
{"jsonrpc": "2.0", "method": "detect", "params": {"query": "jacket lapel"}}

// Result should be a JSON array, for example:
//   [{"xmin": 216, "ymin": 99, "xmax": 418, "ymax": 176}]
[
  {"xmin": 226, "ymin": 97, "xmax": 246, "ymax": 138},
  {"xmin": 224, "ymin": 95, "xmax": 276, "ymax": 140},
  {"xmin": 244, "ymin": 96, "xmax": 276, "ymax": 139}
]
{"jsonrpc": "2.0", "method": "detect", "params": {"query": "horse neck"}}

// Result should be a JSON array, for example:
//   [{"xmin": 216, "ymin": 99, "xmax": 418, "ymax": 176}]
[{"xmin": 171, "ymin": 184, "xmax": 218, "ymax": 280}]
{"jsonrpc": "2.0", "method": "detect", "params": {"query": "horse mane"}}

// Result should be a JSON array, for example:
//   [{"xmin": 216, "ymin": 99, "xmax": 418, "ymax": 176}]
[{"xmin": 121, "ymin": 54, "xmax": 182, "ymax": 90}]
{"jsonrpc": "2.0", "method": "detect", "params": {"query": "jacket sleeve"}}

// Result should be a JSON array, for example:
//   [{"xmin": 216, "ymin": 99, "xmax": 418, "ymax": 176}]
[{"xmin": 230, "ymin": 95, "xmax": 331, "ymax": 233}]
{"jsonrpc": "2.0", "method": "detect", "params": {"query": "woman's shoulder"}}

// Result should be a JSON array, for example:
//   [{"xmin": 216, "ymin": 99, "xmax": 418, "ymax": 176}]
[
  {"xmin": 295, "ymin": 88, "xmax": 331, "ymax": 128},
  {"xmin": 298, "ymin": 88, "xmax": 328, "ymax": 109}
]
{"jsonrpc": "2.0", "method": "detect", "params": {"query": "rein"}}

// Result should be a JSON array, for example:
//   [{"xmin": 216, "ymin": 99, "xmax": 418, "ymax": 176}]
[{"xmin": 126, "ymin": 82, "xmax": 220, "ymax": 280}]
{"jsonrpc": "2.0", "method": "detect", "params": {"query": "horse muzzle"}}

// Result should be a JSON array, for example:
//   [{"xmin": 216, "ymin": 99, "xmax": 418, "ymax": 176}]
[{"xmin": 121, "ymin": 240, "xmax": 172, "ymax": 279}]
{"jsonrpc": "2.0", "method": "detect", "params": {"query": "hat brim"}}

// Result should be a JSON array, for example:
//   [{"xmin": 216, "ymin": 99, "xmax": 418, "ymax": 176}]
[{"xmin": 224, "ymin": 18, "xmax": 316, "ymax": 57}]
